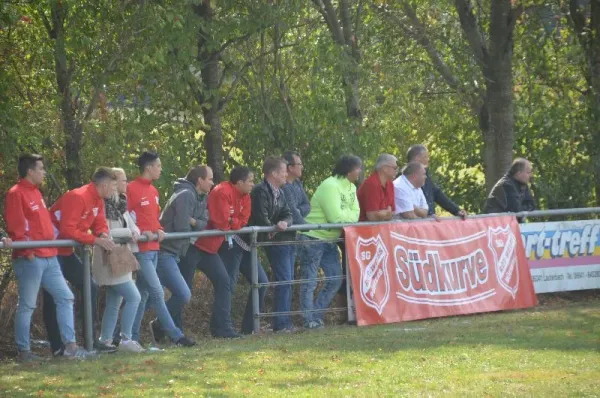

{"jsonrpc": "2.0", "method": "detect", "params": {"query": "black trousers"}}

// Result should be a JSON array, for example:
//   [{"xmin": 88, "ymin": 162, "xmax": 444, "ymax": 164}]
[{"xmin": 178, "ymin": 246, "xmax": 236, "ymax": 336}]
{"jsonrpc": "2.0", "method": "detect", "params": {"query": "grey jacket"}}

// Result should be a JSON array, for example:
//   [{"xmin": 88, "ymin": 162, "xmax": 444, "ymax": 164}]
[
  {"xmin": 281, "ymin": 179, "xmax": 310, "ymax": 225},
  {"xmin": 159, "ymin": 178, "xmax": 208, "ymax": 258}
]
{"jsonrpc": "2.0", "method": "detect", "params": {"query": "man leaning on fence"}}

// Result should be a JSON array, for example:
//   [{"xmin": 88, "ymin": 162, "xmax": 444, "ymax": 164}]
[
  {"xmin": 182, "ymin": 166, "xmax": 256, "ymax": 339},
  {"xmin": 150, "ymin": 165, "xmax": 213, "ymax": 343},
  {"xmin": 393, "ymin": 162, "xmax": 429, "ymax": 219},
  {"xmin": 127, "ymin": 151, "xmax": 195, "ymax": 347},
  {"xmin": 407, "ymin": 144, "xmax": 467, "ymax": 218},
  {"xmin": 483, "ymin": 158, "xmax": 535, "ymax": 222},
  {"xmin": 357, "ymin": 154, "xmax": 397, "ymax": 222},
  {"xmin": 5, "ymin": 154, "xmax": 94, "ymax": 361},
  {"xmin": 233, "ymin": 156, "xmax": 293, "ymax": 334},
  {"xmin": 44, "ymin": 166, "xmax": 119, "ymax": 357},
  {"xmin": 274, "ymin": 150, "xmax": 311, "ymax": 332},
  {"xmin": 299, "ymin": 155, "xmax": 361, "ymax": 329}
]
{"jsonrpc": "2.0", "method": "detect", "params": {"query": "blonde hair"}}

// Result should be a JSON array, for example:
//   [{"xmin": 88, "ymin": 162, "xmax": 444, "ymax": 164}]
[
  {"xmin": 111, "ymin": 167, "xmax": 127, "ymax": 201},
  {"xmin": 112, "ymin": 167, "xmax": 126, "ymax": 178}
]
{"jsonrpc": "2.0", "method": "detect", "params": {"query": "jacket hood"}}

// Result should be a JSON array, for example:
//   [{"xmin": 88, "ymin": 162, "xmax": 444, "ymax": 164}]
[{"xmin": 173, "ymin": 178, "xmax": 197, "ymax": 194}]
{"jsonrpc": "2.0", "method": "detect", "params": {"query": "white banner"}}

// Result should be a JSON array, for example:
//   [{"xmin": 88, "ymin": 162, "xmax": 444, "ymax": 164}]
[{"xmin": 520, "ymin": 219, "xmax": 600, "ymax": 293}]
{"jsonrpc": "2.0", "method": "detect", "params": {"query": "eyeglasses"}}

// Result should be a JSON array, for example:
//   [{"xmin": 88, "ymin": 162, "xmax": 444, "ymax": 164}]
[{"xmin": 384, "ymin": 165, "xmax": 399, "ymax": 171}]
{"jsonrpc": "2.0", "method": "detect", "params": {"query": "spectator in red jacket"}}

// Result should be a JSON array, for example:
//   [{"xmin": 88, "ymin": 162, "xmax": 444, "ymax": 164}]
[
  {"xmin": 42, "ymin": 167, "xmax": 118, "ymax": 357},
  {"xmin": 180, "ymin": 166, "xmax": 255, "ymax": 338},
  {"xmin": 5, "ymin": 154, "xmax": 93, "ymax": 361},
  {"xmin": 128, "ymin": 151, "xmax": 195, "ymax": 347}
]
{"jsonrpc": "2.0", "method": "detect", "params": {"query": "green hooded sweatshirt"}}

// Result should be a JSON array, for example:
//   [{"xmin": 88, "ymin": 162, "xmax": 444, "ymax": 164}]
[{"xmin": 302, "ymin": 176, "xmax": 360, "ymax": 240}]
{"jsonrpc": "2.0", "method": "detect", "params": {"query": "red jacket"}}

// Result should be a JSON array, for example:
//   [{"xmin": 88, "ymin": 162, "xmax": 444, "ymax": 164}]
[
  {"xmin": 127, "ymin": 177, "xmax": 162, "ymax": 252},
  {"xmin": 50, "ymin": 183, "xmax": 109, "ymax": 256},
  {"xmin": 195, "ymin": 181, "xmax": 250, "ymax": 254},
  {"xmin": 4, "ymin": 179, "xmax": 57, "ymax": 258}
]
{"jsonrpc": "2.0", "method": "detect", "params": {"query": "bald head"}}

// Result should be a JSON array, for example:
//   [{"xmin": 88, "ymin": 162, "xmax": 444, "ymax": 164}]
[
  {"xmin": 508, "ymin": 158, "xmax": 533, "ymax": 184},
  {"xmin": 402, "ymin": 161, "xmax": 427, "ymax": 188},
  {"xmin": 407, "ymin": 144, "xmax": 429, "ymax": 167}
]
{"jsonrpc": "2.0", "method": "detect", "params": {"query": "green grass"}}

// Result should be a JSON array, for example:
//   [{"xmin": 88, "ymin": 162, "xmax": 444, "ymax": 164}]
[{"xmin": 1, "ymin": 302, "xmax": 599, "ymax": 397}]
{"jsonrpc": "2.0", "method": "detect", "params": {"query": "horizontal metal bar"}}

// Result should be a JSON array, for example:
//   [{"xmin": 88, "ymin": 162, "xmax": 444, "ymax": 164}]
[
  {"xmin": 255, "ymin": 275, "xmax": 346, "ymax": 288},
  {"xmin": 257, "ymin": 238, "xmax": 344, "ymax": 247},
  {"xmin": 256, "ymin": 307, "xmax": 348, "ymax": 318},
  {"xmin": 2, "ymin": 207, "xmax": 600, "ymax": 250}
]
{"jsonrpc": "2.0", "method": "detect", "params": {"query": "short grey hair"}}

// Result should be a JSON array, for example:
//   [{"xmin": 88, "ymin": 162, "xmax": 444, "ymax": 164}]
[
  {"xmin": 402, "ymin": 161, "xmax": 425, "ymax": 177},
  {"xmin": 375, "ymin": 154, "xmax": 398, "ymax": 171},
  {"xmin": 407, "ymin": 144, "xmax": 427, "ymax": 162}
]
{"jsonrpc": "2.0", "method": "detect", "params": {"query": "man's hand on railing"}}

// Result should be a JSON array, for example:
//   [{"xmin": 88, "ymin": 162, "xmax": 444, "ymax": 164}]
[
  {"xmin": 276, "ymin": 221, "xmax": 288, "ymax": 232},
  {"xmin": 457, "ymin": 209, "xmax": 468, "ymax": 220},
  {"xmin": 1, "ymin": 237, "xmax": 12, "ymax": 248},
  {"xmin": 94, "ymin": 235, "xmax": 115, "ymax": 251},
  {"xmin": 156, "ymin": 230, "xmax": 166, "ymax": 242}
]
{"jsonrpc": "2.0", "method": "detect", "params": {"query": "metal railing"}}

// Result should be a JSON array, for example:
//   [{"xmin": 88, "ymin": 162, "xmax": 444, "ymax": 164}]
[{"xmin": 1, "ymin": 207, "xmax": 600, "ymax": 350}]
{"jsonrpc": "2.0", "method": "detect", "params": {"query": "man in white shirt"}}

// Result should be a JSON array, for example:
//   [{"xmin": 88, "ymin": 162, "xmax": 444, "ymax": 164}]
[{"xmin": 393, "ymin": 162, "xmax": 429, "ymax": 219}]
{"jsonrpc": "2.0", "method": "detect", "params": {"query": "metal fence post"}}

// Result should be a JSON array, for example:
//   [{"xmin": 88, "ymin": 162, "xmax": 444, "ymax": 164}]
[
  {"xmin": 82, "ymin": 246, "xmax": 93, "ymax": 351},
  {"xmin": 250, "ymin": 228, "xmax": 260, "ymax": 334}
]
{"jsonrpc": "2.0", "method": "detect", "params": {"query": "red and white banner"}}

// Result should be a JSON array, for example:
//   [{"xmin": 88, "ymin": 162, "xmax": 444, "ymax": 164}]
[{"xmin": 344, "ymin": 216, "xmax": 537, "ymax": 326}]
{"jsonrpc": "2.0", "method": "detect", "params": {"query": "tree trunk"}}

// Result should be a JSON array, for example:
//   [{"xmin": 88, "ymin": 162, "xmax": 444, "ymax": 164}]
[
  {"xmin": 50, "ymin": 1, "xmax": 83, "ymax": 189},
  {"xmin": 569, "ymin": 0, "xmax": 600, "ymax": 204},
  {"xmin": 341, "ymin": 53, "xmax": 361, "ymax": 120},
  {"xmin": 589, "ymin": 0, "xmax": 600, "ymax": 205},
  {"xmin": 312, "ymin": 0, "xmax": 362, "ymax": 121},
  {"xmin": 485, "ymin": 0, "xmax": 517, "ymax": 190},
  {"xmin": 454, "ymin": 0, "xmax": 518, "ymax": 191},
  {"xmin": 194, "ymin": 1, "xmax": 225, "ymax": 183}
]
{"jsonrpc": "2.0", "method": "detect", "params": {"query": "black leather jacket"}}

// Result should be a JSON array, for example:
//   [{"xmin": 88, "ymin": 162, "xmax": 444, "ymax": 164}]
[
  {"xmin": 483, "ymin": 175, "xmax": 535, "ymax": 221},
  {"xmin": 422, "ymin": 168, "xmax": 461, "ymax": 216},
  {"xmin": 245, "ymin": 180, "xmax": 293, "ymax": 243}
]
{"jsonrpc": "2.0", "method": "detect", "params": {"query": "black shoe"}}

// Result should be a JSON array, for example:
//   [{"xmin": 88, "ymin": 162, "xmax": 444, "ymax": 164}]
[
  {"xmin": 150, "ymin": 319, "xmax": 166, "ymax": 345},
  {"xmin": 93, "ymin": 340, "xmax": 118, "ymax": 353},
  {"xmin": 175, "ymin": 336, "xmax": 196, "ymax": 347},
  {"xmin": 112, "ymin": 335, "xmax": 121, "ymax": 347}
]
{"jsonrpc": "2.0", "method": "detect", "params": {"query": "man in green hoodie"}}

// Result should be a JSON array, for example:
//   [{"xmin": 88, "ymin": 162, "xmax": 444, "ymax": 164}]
[{"xmin": 299, "ymin": 155, "xmax": 362, "ymax": 329}]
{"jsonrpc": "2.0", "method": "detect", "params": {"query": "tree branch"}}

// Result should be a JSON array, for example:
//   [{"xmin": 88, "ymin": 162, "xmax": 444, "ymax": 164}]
[
  {"xmin": 454, "ymin": 0, "xmax": 488, "ymax": 67},
  {"xmin": 312, "ymin": 0, "xmax": 346, "ymax": 45},
  {"xmin": 37, "ymin": 6, "xmax": 54, "ymax": 39},
  {"xmin": 340, "ymin": 0, "xmax": 353, "ymax": 44},
  {"xmin": 378, "ymin": 3, "xmax": 483, "ymax": 113}
]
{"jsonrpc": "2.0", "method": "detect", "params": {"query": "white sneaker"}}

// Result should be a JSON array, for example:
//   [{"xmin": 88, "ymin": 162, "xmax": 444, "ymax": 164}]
[{"xmin": 118, "ymin": 339, "xmax": 145, "ymax": 353}]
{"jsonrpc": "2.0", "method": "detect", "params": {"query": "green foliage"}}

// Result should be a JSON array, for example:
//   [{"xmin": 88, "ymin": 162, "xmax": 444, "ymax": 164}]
[{"xmin": 0, "ymin": 0, "xmax": 597, "ymax": 208}]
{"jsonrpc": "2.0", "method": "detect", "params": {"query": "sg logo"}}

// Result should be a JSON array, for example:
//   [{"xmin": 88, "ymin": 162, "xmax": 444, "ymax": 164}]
[{"xmin": 360, "ymin": 251, "xmax": 371, "ymax": 261}]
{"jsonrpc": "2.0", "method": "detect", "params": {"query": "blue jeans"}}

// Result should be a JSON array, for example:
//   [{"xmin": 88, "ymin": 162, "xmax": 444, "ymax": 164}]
[
  {"xmin": 158, "ymin": 251, "xmax": 191, "ymax": 330},
  {"xmin": 298, "ymin": 235, "xmax": 343, "ymax": 324},
  {"xmin": 43, "ymin": 253, "xmax": 98, "ymax": 353},
  {"xmin": 265, "ymin": 245, "xmax": 297, "ymax": 331},
  {"xmin": 131, "ymin": 251, "xmax": 184, "ymax": 342},
  {"xmin": 218, "ymin": 241, "xmax": 267, "ymax": 335},
  {"xmin": 14, "ymin": 256, "xmax": 75, "ymax": 352},
  {"xmin": 100, "ymin": 280, "xmax": 141, "ymax": 341}
]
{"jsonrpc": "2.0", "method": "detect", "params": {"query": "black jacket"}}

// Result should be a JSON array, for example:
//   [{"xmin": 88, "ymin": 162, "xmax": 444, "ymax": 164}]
[
  {"xmin": 422, "ymin": 169, "xmax": 461, "ymax": 216},
  {"xmin": 159, "ymin": 178, "xmax": 208, "ymax": 258},
  {"xmin": 245, "ymin": 180, "xmax": 293, "ymax": 243},
  {"xmin": 483, "ymin": 175, "xmax": 535, "ymax": 221}
]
